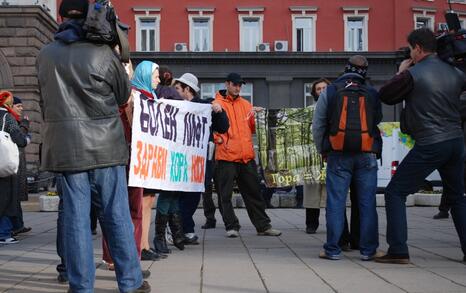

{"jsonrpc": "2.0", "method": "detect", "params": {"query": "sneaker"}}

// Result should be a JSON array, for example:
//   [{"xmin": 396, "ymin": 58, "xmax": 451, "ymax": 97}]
[
  {"xmin": 141, "ymin": 270, "xmax": 150, "ymax": 279},
  {"xmin": 374, "ymin": 253, "xmax": 410, "ymax": 264},
  {"xmin": 0, "ymin": 237, "xmax": 19, "ymax": 244},
  {"xmin": 12, "ymin": 227, "xmax": 32, "ymax": 236},
  {"xmin": 361, "ymin": 252, "xmax": 384, "ymax": 261},
  {"xmin": 226, "ymin": 230, "xmax": 239, "ymax": 238},
  {"xmin": 319, "ymin": 250, "xmax": 341, "ymax": 260},
  {"xmin": 257, "ymin": 228, "xmax": 282, "ymax": 236},
  {"xmin": 184, "ymin": 233, "xmax": 199, "ymax": 245},
  {"xmin": 201, "ymin": 221, "xmax": 216, "ymax": 229},
  {"xmin": 149, "ymin": 248, "xmax": 168, "ymax": 258},
  {"xmin": 433, "ymin": 211, "xmax": 449, "ymax": 219},
  {"xmin": 141, "ymin": 249, "xmax": 161, "ymax": 261},
  {"xmin": 126, "ymin": 280, "xmax": 151, "ymax": 293}
]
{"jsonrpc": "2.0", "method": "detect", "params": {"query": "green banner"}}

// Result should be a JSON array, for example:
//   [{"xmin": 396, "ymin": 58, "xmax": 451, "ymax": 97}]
[{"xmin": 256, "ymin": 108, "xmax": 325, "ymax": 188}]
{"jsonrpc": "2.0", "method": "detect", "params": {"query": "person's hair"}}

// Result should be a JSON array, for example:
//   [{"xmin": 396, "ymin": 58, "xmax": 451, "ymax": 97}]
[
  {"xmin": 159, "ymin": 66, "xmax": 173, "ymax": 86},
  {"xmin": 407, "ymin": 28, "xmax": 437, "ymax": 53},
  {"xmin": 174, "ymin": 81, "xmax": 197, "ymax": 96},
  {"xmin": 311, "ymin": 78, "xmax": 331, "ymax": 100}
]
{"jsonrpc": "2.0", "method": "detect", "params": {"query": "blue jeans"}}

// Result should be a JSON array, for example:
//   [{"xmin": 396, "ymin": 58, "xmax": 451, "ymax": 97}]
[
  {"xmin": 179, "ymin": 192, "xmax": 202, "ymax": 233},
  {"xmin": 60, "ymin": 166, "xmax": 142, "ymax": 293},
  {"xmin": 385, "ymin": 138, "xmax": 466, "ymax": 256},
  {"xmin": 55, "ymin": 174, "xmax": 67, "ymax": 280},
  {"xmin": 324, "ymin": 153, "xmax": 379, "ymax": 257},
  {"xmin": 157, "ymin": 191, "xmax": 180, "ymax": 215},
  {"xmin": 0, "ymin": 216, "xmax": 13, "ymax": 240}
]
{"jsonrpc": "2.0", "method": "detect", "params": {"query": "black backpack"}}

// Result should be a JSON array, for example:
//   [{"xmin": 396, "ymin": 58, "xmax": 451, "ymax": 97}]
[{"xmin": 327, "ymin": 81, "xmax": 376, "ymax": 153}]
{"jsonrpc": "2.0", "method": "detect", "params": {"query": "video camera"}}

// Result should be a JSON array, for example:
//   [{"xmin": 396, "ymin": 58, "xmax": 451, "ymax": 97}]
[
  {"xmin": 397, "ymin": 7, "xmax": 466, "ymax": 71},
  {"xmin": 83, "ymin": 0, "xmax": 130, "ymax": 63},
  {"xmin": 436, "ymin": 11, "xmax": 466, "ymax": 70}
]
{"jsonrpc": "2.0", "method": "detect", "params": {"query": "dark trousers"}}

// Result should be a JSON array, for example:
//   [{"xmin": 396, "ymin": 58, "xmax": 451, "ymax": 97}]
[
  {"xmin": 386, "ymin": 138, "xmax": 466, "ymax": 256},
  {"xmin": 9, "ymin": 204, "xmax": 24, "ymax": 231},
  {"xmin": 90, "ymin": 204, "xmax": 98, "ymax": 231},
  {"xmin": 202, "ymin": 160, "xmax": 222, "ymax": 222},
  {"xmin": 438, "ymin": 194, "xmax": 450, "ymax": 213},
  {"xmin": 202, "ymin": 179, "xmax": 223, "ymax": 223},
  {"xmin": 216, "ymin": 160, "xmax": 271, "ymax": 232},
  {"xmin": 305, "ymin": 182, "xmax": 360, "ymax": 248},
  {"xmin": 179, "ymin": 192, "xmax": 202, "ymax": 233}
]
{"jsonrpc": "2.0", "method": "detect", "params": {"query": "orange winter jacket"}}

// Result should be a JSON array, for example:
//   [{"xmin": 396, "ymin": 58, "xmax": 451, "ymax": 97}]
[{"xmin": 214, "ymin": 90, "xmax": 256, "ymax": 163}]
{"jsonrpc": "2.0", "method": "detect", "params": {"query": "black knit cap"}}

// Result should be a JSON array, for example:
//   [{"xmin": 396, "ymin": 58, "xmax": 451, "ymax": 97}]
[{"xmin": 59, "ymin": 0, "xmax": 89, "ymax": 19}]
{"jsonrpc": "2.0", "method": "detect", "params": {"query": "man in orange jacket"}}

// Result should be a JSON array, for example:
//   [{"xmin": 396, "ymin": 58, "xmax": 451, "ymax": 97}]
[{"xmin": 214, "ymin": 73, "xmax": 281, "ymax": 238}]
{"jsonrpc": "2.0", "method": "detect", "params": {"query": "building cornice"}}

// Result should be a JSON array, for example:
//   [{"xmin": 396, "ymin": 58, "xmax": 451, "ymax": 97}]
[
  {"xmin": 0, "ymin": 5, "xmax": 57, "ymax": 31},
  {"xmin": 412, "ymin": 6, "xmax": 437, "ymax": 15},
  {"xmin": 289, "ymin": 6, "xmax": 318, "ymax": 13},
  {"xmin": 342, "ymin": 6, "xmax": 370, "ymax": 13},
  {"xmin": 130, "ymin": 52, "xmax": 399, "ymax": 66},
  {"xmin": 237, "ymin": 6, "xmax": 265, "ymax": 14},
  {"xmin": 132, "ymin": 6, "xmax": 162, "ymax": 14},
  {"xmin": 187, "ymin": 7, "xmax": 215, "ymax": 14}
]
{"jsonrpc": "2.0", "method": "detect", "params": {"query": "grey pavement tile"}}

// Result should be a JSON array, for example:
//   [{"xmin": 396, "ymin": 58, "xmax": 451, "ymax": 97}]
[
  {"xmin": 2, "ymin": 207, "xmax": 466, "ymax": 293},
  {"xmin": 372, "ymin": 267, "xmax": 466, "ymax": 293}
]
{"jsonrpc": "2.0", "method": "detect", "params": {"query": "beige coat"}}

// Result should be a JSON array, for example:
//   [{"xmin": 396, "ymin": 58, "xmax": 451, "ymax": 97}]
[{"xmin": 303, "ymin": 183, "xmax": 326, "ymax": 208}]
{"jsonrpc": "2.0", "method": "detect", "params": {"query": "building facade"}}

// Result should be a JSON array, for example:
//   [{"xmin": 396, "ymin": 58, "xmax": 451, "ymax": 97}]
[
  {"xmin": 113, "ymin": 0, "xmax": 466, "ymax": 54},
  {"xmin": 111, "ymin": 0, "xmax": 466, "ymax": 109},
  {"xmin": 0, "ymin": 5, "xmax": 57, "ymax": 172}
]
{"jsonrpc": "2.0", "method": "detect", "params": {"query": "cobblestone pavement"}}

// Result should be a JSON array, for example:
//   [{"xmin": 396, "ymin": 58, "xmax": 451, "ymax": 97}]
[{"xmin": 1, "ymin": 207, "xmax": 465, "ymax": 293}]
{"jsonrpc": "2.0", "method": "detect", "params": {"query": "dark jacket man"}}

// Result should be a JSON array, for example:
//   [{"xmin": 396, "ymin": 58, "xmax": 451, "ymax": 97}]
[
  {"xmin": 375, "ymin": 28, "xmax": 466, "ymax": 265},
  {"xmin": 37, "ymin": 19, "xmax": 131, "ymax": 172}
]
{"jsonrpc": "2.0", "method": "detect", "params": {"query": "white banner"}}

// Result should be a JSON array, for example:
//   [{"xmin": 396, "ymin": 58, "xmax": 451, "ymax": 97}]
[{"xmin": 128, "ymin": 93, "xmax": 212, "ymax": 192}]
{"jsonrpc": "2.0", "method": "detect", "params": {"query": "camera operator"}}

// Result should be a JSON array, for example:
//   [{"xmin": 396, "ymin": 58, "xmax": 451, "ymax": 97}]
[
  {"xmin": 37, "ymin": 0, "xmax": 150, "ymax": 292},
  {"xmin": 375, "ymin": 28, "xmax": 466, "ymax": 264}
]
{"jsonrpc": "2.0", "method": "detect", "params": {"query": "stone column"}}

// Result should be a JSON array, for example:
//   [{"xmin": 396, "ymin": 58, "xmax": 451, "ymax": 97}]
[{"xmin": 0, "ymin": 5, "xmax": 57, "ymax": 172}]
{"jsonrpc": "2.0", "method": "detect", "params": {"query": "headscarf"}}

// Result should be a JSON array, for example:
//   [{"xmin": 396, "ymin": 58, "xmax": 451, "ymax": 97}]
[
  {"xmin": 0, "ymin": 91, "xmax": 20, "ymax": 121},
  {"xmin": 131, "ymin": 61, "xmax": 159, "ymax": 99}
]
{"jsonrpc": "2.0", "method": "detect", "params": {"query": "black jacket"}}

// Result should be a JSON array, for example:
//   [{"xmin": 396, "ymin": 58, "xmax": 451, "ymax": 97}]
[
  {"xmin": 37, "ymin": 20, "xmax": 131, "ymax": 172},
  {"xmin": 380, "ymin": 55, "xmax": 464, "ymax": 145},
  {"xmin": 191, "ymin": 97, "xmax": 229, "ymax": 141}
]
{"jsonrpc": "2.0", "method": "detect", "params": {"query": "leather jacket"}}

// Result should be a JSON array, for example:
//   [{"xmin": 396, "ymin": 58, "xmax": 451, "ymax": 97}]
[
  {"xmin": 37, "ymin": 40, "xmax": 131, "ymax": 172},
  {"xmin": 405, "ymin": 55, "xmax": 464, "ymax": 145}
]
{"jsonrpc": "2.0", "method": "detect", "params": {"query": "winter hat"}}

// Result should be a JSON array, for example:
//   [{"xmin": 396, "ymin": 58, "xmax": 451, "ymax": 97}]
[
  {"xmin": 13, "ymin": 96, "xmax": 22, "ymax": 105},
  {"xmin": 344, "ymin": 55, "xmax": 368, "ymax": 78},
  {"xmin": 59, "ymin": 0, "xmax": 89, "ymax": 19}
]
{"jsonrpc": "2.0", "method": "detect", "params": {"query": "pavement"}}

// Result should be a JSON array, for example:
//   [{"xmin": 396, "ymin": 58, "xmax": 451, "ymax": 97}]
[{"xmin": 1, "ymin": 206, "xmax": 465, "ymax": 293}]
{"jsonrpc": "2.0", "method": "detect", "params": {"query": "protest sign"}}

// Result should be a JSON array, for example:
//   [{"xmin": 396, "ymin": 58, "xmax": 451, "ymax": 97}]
[
  {"xmin": 256, "ymin": 107, "xmax": 324, "ymax": 188},
  {"xmin": 128, "ymin": 93, "xmax": 212, "ymax": 192}
]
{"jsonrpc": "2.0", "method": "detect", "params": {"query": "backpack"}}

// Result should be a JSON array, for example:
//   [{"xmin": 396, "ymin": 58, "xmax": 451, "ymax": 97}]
[
  {"xmin": 0, "ymin": 113, "xmax": 19, "ymax": 177},
  {"xmin": 327, "ymin": 80, "xmax": 375, "ymax": 153}
]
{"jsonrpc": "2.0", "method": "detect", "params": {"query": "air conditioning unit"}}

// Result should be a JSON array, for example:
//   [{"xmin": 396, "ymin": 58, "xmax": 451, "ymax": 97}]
[
  {"xmin": 256, "ymin": 43, "xmax": 270, "ymax": 52},
  {"xmin": 174, "ymin": 43, "xmax": 188, "ymax": 52},
  {"xmin": 274, "ymin": 40, "xmax": 288, "ymax": 52}
]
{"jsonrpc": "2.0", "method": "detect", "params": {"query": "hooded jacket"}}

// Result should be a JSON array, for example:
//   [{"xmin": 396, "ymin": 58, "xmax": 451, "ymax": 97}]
[
  {"xmin": 37, "ymin": 20, "xmax": 131, "ymax": 172},
  {"xmin": 214, "ymin": 90, "xmax": 255, "ymax": 163}
]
